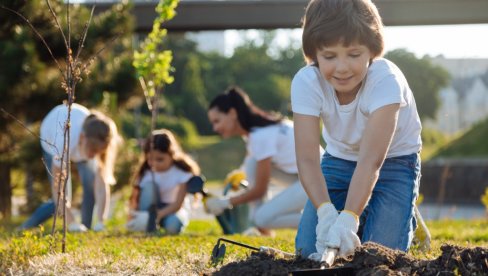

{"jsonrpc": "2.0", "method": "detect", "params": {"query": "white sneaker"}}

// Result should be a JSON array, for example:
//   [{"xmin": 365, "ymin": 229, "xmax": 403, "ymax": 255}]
[
  {"xmin": 93, "ymin": 222, "xmax": 105, "ymax": 232},
  {"xmin": 68, "ymin": 222, "xmax": 88, "ymax": 232}
]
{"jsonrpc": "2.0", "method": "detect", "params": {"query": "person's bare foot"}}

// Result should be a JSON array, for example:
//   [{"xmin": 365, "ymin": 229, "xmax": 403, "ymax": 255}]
[{"xmin": 257, "ymin": 227, "xmax": 275, "ymax": 237}]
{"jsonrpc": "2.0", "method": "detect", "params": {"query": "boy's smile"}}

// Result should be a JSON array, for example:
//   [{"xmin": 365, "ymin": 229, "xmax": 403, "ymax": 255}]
[{"xmin": 316, "ymin": 42, "xmax": 372, "ymax": 105}]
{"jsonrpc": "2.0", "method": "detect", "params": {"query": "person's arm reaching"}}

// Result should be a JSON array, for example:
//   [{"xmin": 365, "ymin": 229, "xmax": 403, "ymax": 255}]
[
  {"xmin": 344, "ymin": 103, "xmax": 400, "ymax": 216},
  {"xmin": 326, "ymin": 103, "xmax": 400, "ymax": 257},
  {"xmin": 293, "ymin": 113, "xmax": 330, "ymax": 207},
  {"xmin": 294, "ymin": 113, "xmax": 340, "ymax": 258},
  {"xmin": 156, "ymin": 184, "xmax": 187, "ymax": 221},
  {"xmin": 205, "ymin": 158, "xmax": 271, "ymax": 215},
  {"xmin": 229, "ymin": 157, "xmax": 271, "ymax": 206}
]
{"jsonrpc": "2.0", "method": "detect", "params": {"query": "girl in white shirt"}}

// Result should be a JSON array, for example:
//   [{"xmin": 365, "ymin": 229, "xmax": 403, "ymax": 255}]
[
  {"xmin": 206, "ymin": 86, "xmax": 316, "ymax": 236},
  {"xmin": 128, "ymin": 129, "xmax": 200, "ymax": 234},
  {"xmin": 21, "ymin": 103, "xmax": 121, "ymax": 232}
]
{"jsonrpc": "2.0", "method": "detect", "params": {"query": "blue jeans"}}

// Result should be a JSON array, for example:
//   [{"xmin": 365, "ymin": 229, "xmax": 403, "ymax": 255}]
[
  {"xmin": 295, "ymin": 152, "xmax": 420, "ymax": 257},
  {"xmin": 21, "ymin": 150, "xmax": 97, "ymax": 229},
  {"xmin": 138, "ymin": 182, "xmax": 185, "ymax": 234}
]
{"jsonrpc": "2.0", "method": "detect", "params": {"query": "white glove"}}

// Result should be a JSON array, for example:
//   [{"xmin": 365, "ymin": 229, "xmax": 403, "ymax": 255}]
[
  {"xmin": 126, "ymin": 211, "xmax": 149, "ymax": 232},
  {"xmin": 314, "ymin": 202, "xmax": 339, "ymax": 256},
  {"xmin": 325, "ymin": 211, "xmax": 361, "ymax": 257},
  {"xmin": 205, "ymin": 197, "xmax": 232, "ymax": 215}
]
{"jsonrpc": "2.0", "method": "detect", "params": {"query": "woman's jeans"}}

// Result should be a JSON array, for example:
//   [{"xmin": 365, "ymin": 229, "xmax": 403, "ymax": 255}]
[
  {"xmin": 295, "ymin": 152, "xmax": 421, "ymax": 257},
  {"xmin": 21, "ymin": 150, "xmax": 97, "ymax": 229},
  {"xmin": 138, "ymin": 182, "xmax": 187, "ymax": 234}
]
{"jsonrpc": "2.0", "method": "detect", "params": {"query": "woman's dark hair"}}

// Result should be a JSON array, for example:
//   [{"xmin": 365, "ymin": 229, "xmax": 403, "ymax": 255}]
[
  {"xmin": 208, "ymin": 86, "xmax": 282, "ymax": 132},
  {"xmin": 134, "ymin": 129, "xmax": 200, "ymax": 184}
]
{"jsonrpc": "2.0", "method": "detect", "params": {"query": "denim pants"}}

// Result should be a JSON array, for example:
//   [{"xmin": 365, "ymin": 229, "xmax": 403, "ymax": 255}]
[
  {"xmin": 21, "ymin": 149, "xmax": 97, "ymax": 229},
  {"xmin": 138, "ymin": 182, "xmax": 187, "ymax": 234},
  {"xmin": 295, "ymin": 152, "xmax": 420, "ymax": 257}
]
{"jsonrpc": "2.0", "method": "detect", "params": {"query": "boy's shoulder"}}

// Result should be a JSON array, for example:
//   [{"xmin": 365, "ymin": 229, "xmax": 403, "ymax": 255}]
[
  {"xmin": 367, "ymin": 58, "xmax": 404, "ymax": 82},
  {"xmin": 294, "ymin": 64, "xmax": 321, "ymax": 80},
  {"xmin": 370, "ymin": 58, "xmax": 401, "ymax": 74}
]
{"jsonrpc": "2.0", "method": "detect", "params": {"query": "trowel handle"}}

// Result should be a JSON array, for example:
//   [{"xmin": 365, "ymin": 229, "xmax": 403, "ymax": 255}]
[
  {"xmin": 259, "ymin": 246, "xmax": 295, "ymax": 258},
  {"xmin": 321, "ymin": 248, "xmax": 338, "ymax": 267}
]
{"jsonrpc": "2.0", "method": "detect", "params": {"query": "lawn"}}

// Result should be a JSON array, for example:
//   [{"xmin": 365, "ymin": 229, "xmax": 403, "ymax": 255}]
[{"xmin": 1, "ymin": 214, "xmax": 487, "ymax": 275}]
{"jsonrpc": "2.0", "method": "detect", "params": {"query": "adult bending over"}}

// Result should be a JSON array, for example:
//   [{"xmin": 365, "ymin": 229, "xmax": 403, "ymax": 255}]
[
  {"xmin": 206, "ymin": 86, "xmax": 321, "ymax": 235},
  {"xmin": 21, "ymin": 103, "xmax": 121, "ymax": 232}
]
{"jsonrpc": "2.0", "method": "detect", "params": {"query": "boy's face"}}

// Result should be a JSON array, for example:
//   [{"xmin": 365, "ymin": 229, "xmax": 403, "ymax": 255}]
[{"xmin": 316, "ymin": 42, "xmax": 372, "ymax": 103}]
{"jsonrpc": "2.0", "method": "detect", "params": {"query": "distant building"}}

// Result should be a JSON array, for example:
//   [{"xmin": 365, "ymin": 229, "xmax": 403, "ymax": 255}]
[
  {"xmin": 425, "ymin": 57, "xmax": 488, "ymax": 134},
  {"xmin": 430, "ymin": 57, "xmax": 488, "ymax": 78}
]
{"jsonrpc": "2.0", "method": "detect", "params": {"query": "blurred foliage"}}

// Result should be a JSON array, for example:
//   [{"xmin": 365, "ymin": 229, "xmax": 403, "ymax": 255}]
[
  {"xmin": 481, "ymin": 187, "xmax": 488, "ymax": 217},
  {"xmin": 119, "ymin": 109, "xmax": 198, "ymax": 149},
  {"xmin": 385, "ymin": 49, "xmax": 451, "ymax": 121},
  {"xmin": 432, "ymin": 117, "xmax": 488, "ymax": 158},
  {"xmin": 0, "ymin": 0, "xmax": 136, "ymax": 215},
  {"xmin": 192, "ymin": 137, "xmax": 246, "ymax": 181},
  {"xmin": 420, "ymin": 127, "xmax": 451, "ymax": 160}
]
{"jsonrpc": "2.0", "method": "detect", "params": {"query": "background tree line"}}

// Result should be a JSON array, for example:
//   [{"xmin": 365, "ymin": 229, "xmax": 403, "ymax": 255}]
[{"xmin": 0, "ymin": 0, "xmax": 450, "ymax": 218}]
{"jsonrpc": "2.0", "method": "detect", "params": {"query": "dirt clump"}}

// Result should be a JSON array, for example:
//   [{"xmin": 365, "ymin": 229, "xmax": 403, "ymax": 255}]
[{"xmin": 211, "ymin": 242, "xmax": 487, "ymax": 276}]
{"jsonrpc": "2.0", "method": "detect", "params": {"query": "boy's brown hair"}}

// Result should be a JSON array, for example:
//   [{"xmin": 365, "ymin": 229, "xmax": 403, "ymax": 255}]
[{"xmin": 302, "ymin": 0, "xmax": 385, "ymax": 64}]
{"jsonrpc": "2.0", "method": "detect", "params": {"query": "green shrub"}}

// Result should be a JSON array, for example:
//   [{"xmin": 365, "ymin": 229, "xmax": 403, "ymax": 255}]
[{"xmin": 119, "ymin": 110, "xmax": 199, "ymax": 148}]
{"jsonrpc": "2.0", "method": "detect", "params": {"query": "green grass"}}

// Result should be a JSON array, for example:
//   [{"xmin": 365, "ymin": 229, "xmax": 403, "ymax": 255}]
[
  {"xmin": 1, "ymin": 216, "xmax": 487, "ymax": 274},
  {"xmin": 0, "ymin": 219, "xmax": 296, "ymax": 275}
]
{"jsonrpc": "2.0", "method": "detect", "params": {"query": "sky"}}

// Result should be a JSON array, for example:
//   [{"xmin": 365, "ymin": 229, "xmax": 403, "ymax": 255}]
[{"xmin": 225, "ymin": 24, "xmax": 488, "ymax": 59}]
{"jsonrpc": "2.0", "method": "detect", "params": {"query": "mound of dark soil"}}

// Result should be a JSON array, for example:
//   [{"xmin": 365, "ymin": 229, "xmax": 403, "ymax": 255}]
[{"xmin": 211, "ymin": 243, "xmax": 487, "ymax": 276}]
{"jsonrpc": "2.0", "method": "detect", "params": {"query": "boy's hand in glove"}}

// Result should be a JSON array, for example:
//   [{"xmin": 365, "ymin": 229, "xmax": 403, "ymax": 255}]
[
  {"xmin": 308, "ymin": 202, "xmax": 339, "ymax": 261},
  {"xmin": 325, "ymin": 211, "xmax": 361, "ymax": 257},
  {"xmin": 205, "ymin": 197, "xmax": 232, "ymax": 215}
]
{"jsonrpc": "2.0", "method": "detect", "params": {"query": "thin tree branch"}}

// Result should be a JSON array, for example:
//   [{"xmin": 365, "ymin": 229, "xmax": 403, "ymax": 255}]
[
  {"xmin": 45, "ymin": 0, "xmax": 69, "ymax": 51},
  {"xmin": 75, "ymin": 5, "xmax": 95, "ymax": 62}
]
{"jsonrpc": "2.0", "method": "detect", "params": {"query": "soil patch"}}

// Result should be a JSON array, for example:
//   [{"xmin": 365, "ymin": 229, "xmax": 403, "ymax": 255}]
[{"xmin": 210, "ymin": 242, "xmax": 487, "ymax": 275}]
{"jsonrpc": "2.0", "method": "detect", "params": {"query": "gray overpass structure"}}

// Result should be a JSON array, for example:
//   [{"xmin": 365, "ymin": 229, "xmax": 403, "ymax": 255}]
[{"xmin": 84, "ymin": 0, "xmax": 488, "ymax": 32}]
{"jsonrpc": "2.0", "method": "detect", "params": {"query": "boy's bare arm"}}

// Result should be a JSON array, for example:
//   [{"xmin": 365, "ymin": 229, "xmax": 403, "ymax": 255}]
[
  {"xmin": 345, "ymin": 103, "xmax": 400, "ymax": 215},
  {"xmin": 293, "ymin": 113, "xmax": 330, "ymax": 208}
]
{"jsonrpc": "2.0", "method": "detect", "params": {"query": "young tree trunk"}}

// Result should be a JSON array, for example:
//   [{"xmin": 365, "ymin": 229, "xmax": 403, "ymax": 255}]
[{"xmin": 0, "ymin": 163, "xmax": 12, "ymax": 219}]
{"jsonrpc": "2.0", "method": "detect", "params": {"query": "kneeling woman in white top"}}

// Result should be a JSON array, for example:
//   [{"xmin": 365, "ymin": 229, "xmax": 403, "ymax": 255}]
[
  {"xmin": 206, "ymin": 86, "xmax": 321, "ymax": 235},
  {"xmin": 128, "ymin": 129, "xmax": 200, "ymax": 234}
]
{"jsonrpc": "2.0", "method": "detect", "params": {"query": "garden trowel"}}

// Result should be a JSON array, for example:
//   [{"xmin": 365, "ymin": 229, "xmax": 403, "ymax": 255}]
[{"xmin": 210, "ymin": 237, "xmax": 295, "ymax": 266}]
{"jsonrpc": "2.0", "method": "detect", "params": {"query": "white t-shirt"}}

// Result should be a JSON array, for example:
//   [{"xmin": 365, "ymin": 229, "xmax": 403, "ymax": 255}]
[
  {"xmin": 40, "ymin": 103, "xmax": 90, "ymax": 167},
  {"xmin": 139, "ymin": 165, "xmax": 193, "ymax": 204},
  {"xmin": 291, "ymin": 58, "xmax": 422, "ymax": 161},
  {"xmin": 245, "ymin": 120, "xmax": 299, "ymax": 174}
]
